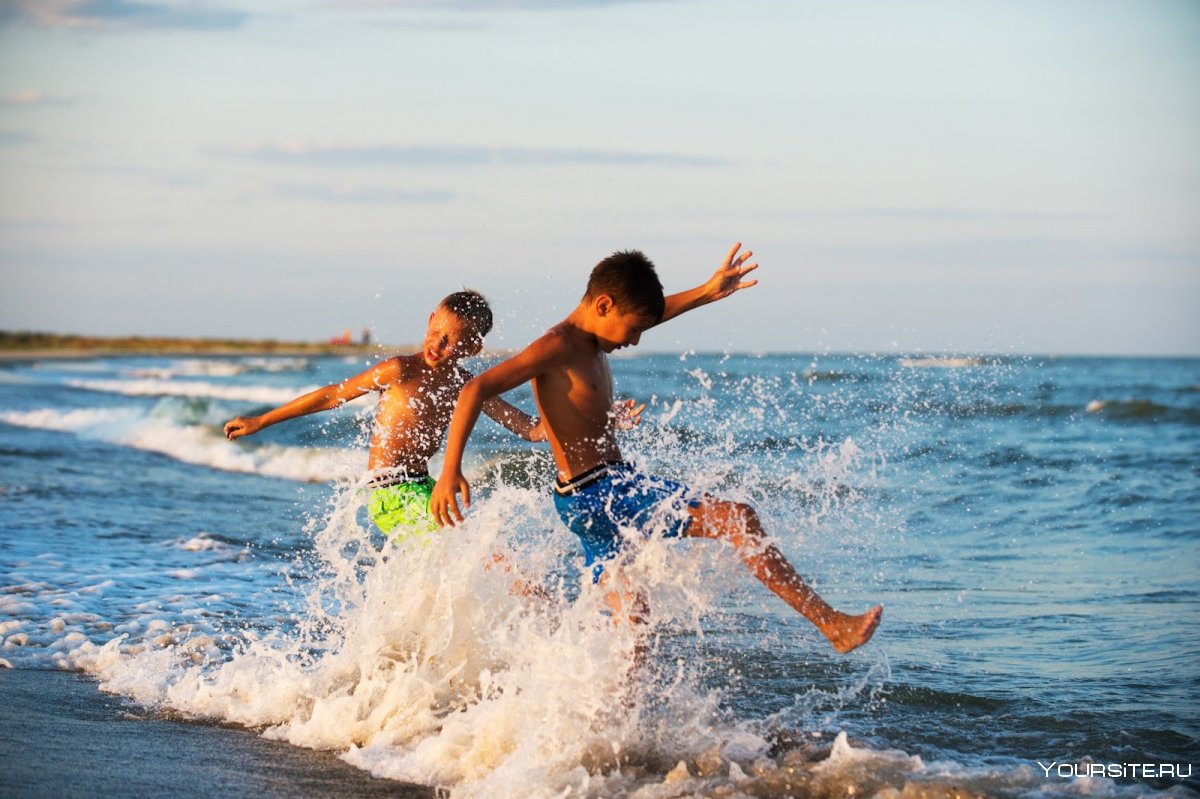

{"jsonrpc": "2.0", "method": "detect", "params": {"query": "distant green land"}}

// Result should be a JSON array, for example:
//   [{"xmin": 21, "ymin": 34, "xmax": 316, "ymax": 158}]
[{"xmin": 0, "ymin": 330, "xmax": 379, "ymax": 359}]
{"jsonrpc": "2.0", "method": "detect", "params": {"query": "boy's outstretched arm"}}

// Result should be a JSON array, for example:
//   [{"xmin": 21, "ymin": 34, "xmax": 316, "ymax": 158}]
[
  {"xmin": 456, "ymin": 366, "xmax": 546, "ymax": 443},
  {"xmin": 481, "ymin": 396, "xmax": 548, "ymax": 442},
  {"xmin": 223, "ymin": 360, "xmax": 399, "ymax": 440},
  {"xmin": 431, "ymin": 334, "xmax": 569, "ymax": 527},
  {"xmin": 658, "ymin": 242, "xmax": 759, "ymax": 326}
]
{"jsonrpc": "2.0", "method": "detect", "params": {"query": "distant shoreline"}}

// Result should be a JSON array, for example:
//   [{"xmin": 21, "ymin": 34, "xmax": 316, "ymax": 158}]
[
  {"xmin": 1, "ymin": 332, "xmax": 1193, "ymax": 361},
  {"xmin": 0, "ymin": 346, "xmax": 380, "ymax": 362},
  {"xmin": 0, "ymin": 330, "xmax": 412, "ymax": 362}
]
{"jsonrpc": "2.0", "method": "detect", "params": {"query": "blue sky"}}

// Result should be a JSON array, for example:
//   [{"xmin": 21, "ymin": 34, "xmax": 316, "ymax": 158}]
[{"xmin": 1, "ymin": 0, "xmax": 1197, "ymax": 354}]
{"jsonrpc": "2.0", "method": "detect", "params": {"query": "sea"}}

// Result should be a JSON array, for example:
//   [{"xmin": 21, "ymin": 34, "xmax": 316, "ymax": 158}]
[{"xmin": 0, "ymin": 350, "xmax": 1197, "ymax": 798}]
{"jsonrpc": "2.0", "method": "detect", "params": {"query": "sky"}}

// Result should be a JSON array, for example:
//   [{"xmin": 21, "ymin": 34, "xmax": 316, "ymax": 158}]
[{"xmin": 1, "ymin": 0, "xmax": 1197, "ymax": 355}]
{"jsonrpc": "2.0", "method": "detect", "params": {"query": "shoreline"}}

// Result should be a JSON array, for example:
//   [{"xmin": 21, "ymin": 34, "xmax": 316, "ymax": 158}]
[
  {"xmin": 5, "ymin": 348, "xmax": 1199, "ymax": 364},
  {"xmin": 0, "ymin": 346, "xmax": 382, "ymax": 363},
  {"xmin": 0, "ymin": 668, "xmax": 432, "ymax": 799}
]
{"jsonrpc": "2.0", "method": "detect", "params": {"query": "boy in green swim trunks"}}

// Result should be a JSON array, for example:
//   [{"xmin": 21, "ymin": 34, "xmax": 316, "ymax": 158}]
[
  {"xmin": 223, "ymin": 290, "xmax": 547, "ymax": 538},
  {"xmin": 429, "ymin": 245, "xmax": 882, "ymax": 654}
]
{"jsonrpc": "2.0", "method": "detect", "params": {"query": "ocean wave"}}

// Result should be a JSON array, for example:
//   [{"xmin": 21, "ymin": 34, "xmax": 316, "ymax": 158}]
[
  {"xmin": 124, "ymin": 357, "xmax": 311, "ymax": 380},
  {"xmin": 801, "ymin": 369, "xmax": 875, "ymax": 383},
  {"xmin": 175, "ymin": 532, "xmax": 251, "ymax": 558},
  {"xmin": 1085, "ymin": 398, "xmax": 1200, "ymax": 425},
  {"xmin": 0, "ymin": 406, "xmax": 360, "ymax": 482},
  {"xmin": 3, "ymin": 476, "xmax": 1180, "ymax": 798},
  {"xmin": 64, "ymin": 377, "xmax": 321, "ymax": 405},
  {"xmin": 29, "ymin": 360, "xmax": 114, "ymax": 373},
  {"xmin": 862, "ymin": 394, "xmax": 1200, "ymax": 425},
  {"xmin": 861, "ymin": 397, "xmax": 1070, "ymax": 421},
  {"xmin": 898, "ymin": 356, "xmax": 987, "ymax": 369}
]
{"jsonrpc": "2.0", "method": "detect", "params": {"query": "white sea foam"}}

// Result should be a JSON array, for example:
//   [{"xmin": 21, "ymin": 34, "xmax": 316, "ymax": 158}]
[
  {"xmin": 242, "ymin": 357, "xmax": 312, "ymax": 373},
  {"xmin": 126, "ymin": 360, "xmax": 244, "ymax": 379},
  {"xmin": 57, "ymin": 481, "xmax": 1156, "ymax": 798},
  {"xmin": 177, "ymin": 533, "xmax": 237, "ymax": 553},
  {"xmin": 0, "ymin": 406, "xmax": 360, "ymax": 482},
  {"xmin": 30, "ymin": 360, "xmax": 113, "ymax": 373},
  {"xmin": 64, "ymin": 483, "xmax": 743, "ymax": 797},
  {"xmin": 898, "ymin": 356, "xmax": 983, "ymax": 368},
  {"xmin": 13, "ymin": 361, "xmax": 1158, "ymax": 798},
  {"xmin": 64, "ymin": 377, "xmax": 322, "ymax": 405},
  {"xmin": 125, "ymin": 357, "xmax": 310, "ymax": 379}
]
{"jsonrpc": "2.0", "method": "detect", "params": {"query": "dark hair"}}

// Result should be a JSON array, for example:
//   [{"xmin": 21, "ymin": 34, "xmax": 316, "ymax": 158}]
[
  {"xmin": 439, "ymin": 290, "xmax": 493, "ymax": 339},
  {"xmin": 584, "ymin": 250, "xmax": 665, "ymax": 321}
]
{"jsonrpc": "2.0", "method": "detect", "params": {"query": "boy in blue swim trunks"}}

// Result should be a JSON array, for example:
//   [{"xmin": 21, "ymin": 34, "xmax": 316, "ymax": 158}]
[
  {"xmin": 223, "ymin": 291, "xmax": 548, "ymax": 539},
  {"xmin": 430, "ymin": 245, "xmax": 882, "ymax": 653}
]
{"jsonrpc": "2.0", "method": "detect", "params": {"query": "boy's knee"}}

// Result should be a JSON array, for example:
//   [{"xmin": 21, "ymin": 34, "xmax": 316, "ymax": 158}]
[
  {"xmin": 709, "ymin": 499, "xmax": 758, "ymax": 531},
  {"xmin": 728, "ymin": 500, "xmax": 757, "ymax": 524}
]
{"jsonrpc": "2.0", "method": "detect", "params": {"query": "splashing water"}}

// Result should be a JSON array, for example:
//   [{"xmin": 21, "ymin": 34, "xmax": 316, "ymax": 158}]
[{"xmin": 3, "ymin": 353, "xmax": 1196, "ymax": 797}]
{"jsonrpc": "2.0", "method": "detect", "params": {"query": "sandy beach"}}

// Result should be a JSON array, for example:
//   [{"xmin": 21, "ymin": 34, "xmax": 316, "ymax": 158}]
[{"xmin": 0, "ymin": 669, "xmax": 432, "ymax": 799}]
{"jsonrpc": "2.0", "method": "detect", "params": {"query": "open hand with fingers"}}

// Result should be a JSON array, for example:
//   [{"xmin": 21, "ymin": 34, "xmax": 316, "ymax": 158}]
[
  {"xmin": 430, "ymin": 470, "xmax": 470, "ymax": 528},
  {"xmin": 611, "ymin": 398, "xmax": 646, "ymax": 431},
  {"xmin": 704, "ymin": 242, "xmax": 759, "ymax": 303}
]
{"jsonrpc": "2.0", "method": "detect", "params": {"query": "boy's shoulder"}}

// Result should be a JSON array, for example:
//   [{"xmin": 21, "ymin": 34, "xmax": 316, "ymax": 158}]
[
  {"xmin": 536, "ymin": 321, "xmax": 589, "ymax": 358},
  {"xmin": 504, "ymin": 323, "xmax": 587, "ymax": 374},
  {"xmin": 363, "ymin": 353, "xmax": 421, "ymax": 387}
]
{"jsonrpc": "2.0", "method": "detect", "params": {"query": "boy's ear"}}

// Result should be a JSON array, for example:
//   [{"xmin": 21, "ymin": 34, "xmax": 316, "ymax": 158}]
[{"xmin": 594, "ymin": 294, "xmax": 614, "ymax": 316}]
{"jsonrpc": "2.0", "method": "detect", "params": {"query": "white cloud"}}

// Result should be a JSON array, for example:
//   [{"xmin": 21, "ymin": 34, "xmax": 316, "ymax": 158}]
[
  {"xmin": 0, "ymin": 130, "xmax": 36, "ymax": 146},
  {"xmin": 275, "ymin": 181, "xmax": 454, "ymax": 204},
  {"xmin": 215, "ymin": 140, "xmax": 731, "ymax": 168},
  {"xmin": 328, "ymin": 0, "xmax": 670, "ymax": 10},
  {"xmin": 3, "ymin": 0, "xmax": 250, "ymax": 31},
  {"xmin": 1, "ymin": 89, "xmax": 77, "ymax": 108}
]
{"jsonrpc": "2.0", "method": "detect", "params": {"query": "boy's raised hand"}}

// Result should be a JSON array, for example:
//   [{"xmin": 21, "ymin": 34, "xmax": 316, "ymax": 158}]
[
  {"xmin": 705, "ymin": 242, "xmax": 759, "ymax": 302},
  {"xmin": 430, "ymin": 471, "xmax": 470, "ymax": 528}
]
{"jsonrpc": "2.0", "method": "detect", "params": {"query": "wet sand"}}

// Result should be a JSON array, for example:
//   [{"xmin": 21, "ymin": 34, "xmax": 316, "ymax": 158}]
[{"xmin": 0, "ymin": 669, "xmax": 432, "ymax": 799}]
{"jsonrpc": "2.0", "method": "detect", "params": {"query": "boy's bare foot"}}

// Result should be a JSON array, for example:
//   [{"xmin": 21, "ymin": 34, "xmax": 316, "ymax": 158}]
[{"xmin": 823, "ymin": 605, "xmax": 883, "ymax": 654}]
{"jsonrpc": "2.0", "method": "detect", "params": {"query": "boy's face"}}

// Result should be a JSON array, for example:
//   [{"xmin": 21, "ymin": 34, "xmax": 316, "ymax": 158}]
[
  {"xmin": 594, "ymin": 298, "xmax": 657, "ymax": 352},
  {"xmin": 422, "ymin": 307, "xmax": 481, "ymax": 369}
]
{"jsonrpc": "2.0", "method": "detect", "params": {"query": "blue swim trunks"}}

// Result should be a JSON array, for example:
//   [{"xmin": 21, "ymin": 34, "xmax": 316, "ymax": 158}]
[{"xmin": 552, "ymin": 462, "xmax": 702, "ymax": 581}]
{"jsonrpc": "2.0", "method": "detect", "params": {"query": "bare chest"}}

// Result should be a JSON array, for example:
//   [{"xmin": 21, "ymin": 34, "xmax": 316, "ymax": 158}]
[
  {"xmin": 375, "ymin": 373, "xmax": 461, "ymax": 431},
  {"xmin": 537, "ymin": 353, "xmax": 612, "ymax": 421}
]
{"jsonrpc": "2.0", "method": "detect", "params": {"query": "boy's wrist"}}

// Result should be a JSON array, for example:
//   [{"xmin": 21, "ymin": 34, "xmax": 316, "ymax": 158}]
[{"xmin": 704, "ymin": 275, "xmax": 726, "ymax": 301}]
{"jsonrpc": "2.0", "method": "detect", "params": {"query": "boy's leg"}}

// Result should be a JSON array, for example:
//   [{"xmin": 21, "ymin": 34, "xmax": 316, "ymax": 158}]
[
  {"xmin": 484, "ymin": 552, "xmax": 550, "ymax": 600},
  {"xmin": 598, "ymin": 570, "xmax": 649, "ymax": 627},
  {"xmin": 685, "ymin": 498, "xmax": 882, "ymax": 654},
  {"xmin": 597, "ymin": 570, "xmax": 650, "ymax": 689}
]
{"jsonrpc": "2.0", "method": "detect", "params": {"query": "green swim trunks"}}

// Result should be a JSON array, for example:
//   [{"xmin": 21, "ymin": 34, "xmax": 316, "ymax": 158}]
[{"xmin": 368, "ymin": 475, "xmax": 437, "ymax": 539}]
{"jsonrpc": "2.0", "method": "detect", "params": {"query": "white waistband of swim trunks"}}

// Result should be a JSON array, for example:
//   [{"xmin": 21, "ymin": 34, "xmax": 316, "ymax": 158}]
[
  {"xmin": 553, "ymin": 461, "xmax": 627, "ymax": 496},
  {"xmin": 368, "ymin": 468, "xmax": 431, "ymax": 489}
]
